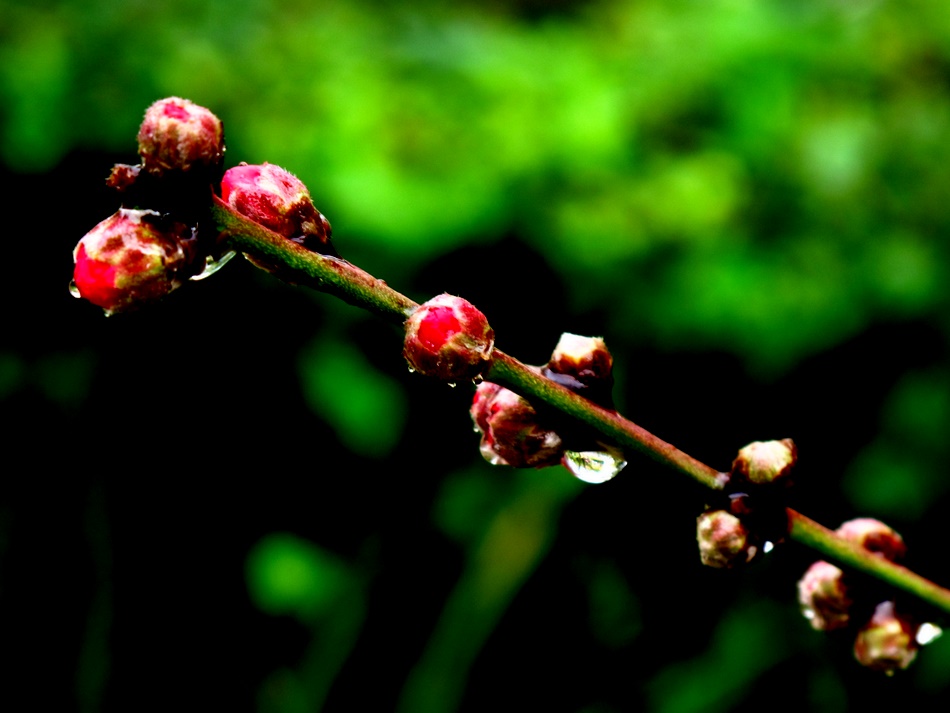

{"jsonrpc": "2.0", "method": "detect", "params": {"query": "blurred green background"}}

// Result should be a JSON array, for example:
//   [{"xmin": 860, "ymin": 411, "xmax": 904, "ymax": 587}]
[{"xmin": 4, "ymin": 0, "xmax": 950, "ymax": 710}]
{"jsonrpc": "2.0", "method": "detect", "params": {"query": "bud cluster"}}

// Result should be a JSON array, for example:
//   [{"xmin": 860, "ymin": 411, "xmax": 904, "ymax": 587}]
[
  {"xmin": 466, "ymin": 333, "xmax": 623, "ymax": 481},
  {"xmin": 696, "ymin": 438, "xmax": 797, "ymax": 569},
  {"xmin": 797, "ymin": 518, "xmax": 928, "ymax": 674},
  {"xmin": 72, "ymin": 97, "xmax": 336, "ymax": 315}
]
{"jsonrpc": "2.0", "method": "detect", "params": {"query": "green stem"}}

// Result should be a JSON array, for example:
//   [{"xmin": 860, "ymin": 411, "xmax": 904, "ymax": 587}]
[{"xmin": 213, "ymin": 199, "xmax": 950, "ymax": 617}]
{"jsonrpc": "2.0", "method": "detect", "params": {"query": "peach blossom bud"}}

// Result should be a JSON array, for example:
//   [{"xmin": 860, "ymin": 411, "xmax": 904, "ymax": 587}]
[
  {"xmin": 697, "ymin": 509, "xmax": 757, "ymax": 568},
  {"xmin": 854, "ymin": 601, "xmax": 918, "ymax": 674},
  {"xmin": 731, "ymin": 438, "xmax": 797, "ymax": 486},
  {"xmin": 137, "ymin": 97, "xmax": 224, "ymax": 176},
  {"xmin": 404, "ymin": 294, "xmax": 494, "ymax": 382},
  {"xmin": 836, "ymin": 518, "xmax": 906, "ymax": 562},
  {"xmin": 71, "ymin": 208, "xmax": 195, "ymax": 314},
  {"xmin": 470, "ymin": 381, "xmax": 563, "ymax": 468},
  {"xmin": 797, "ymin": 561, "xmax": 853, "ymax": 631}
]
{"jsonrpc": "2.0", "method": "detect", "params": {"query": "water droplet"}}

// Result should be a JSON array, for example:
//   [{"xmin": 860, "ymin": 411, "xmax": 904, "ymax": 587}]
[
  {"xmin": 407, "ymin": 366, "xmax": 416, "ymax": 374},
  {"xmin": 802, "ymin": 607, "xmax": 816, "ymax": 620},
  {"xmin": 189, "ymin": 251, "xmax": 237, "ymax": 281},
  {"xmin": 68, "ymin": 280, "xmax": 81, "ymax": 299},
  {"xmin": 447, "ymin": 382, "xmax": 457, "ymax": 388},
  {"xmin": 917, "ymin": 622, "xmax": 943, "ymax": 645},
  {"xmin": 562, "ymin": 450, "xmax": 627, "ymax": 484},
  {"xmin": 471, "ymin": 374, "xmax": 484, "ymax": 385},
  {"xmin": 763, "ymin": 541, "xmax": 775, "ymax": 554}
]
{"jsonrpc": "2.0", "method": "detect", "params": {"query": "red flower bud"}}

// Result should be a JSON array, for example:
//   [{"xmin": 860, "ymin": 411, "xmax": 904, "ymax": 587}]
[
  {"xmin": 137, "ymin": 97, "xmax": 224, "ymax": 176},
  {"xmin": 731, "ymin": 438, "xmax": 797, "ymax": 486},
  {"xmin": 220, "ymin": 162, "xmax": 333, "ymax": 253},
  {"xmin": 797, "ymin": 561, "xmax": 852, "ymax": 631},
  {"xmin": 853, "ymin": 601, "xmax": 918, "ymax": 674},
  {"xmin": 470, "ymin": 381, "xmax": 563, "ymax": 468},
  {"xmin": 696, "ymin": 509, "xmax": 758, "ymax": 568},
  {"xmin": 404, "ymin": 294, "xmax": 494, "ymax": 382},
  {"xmin": 836, "ymin": 518, "xmax": 906, "ymax": 562},
  {"xmin": 71, "ymin": 209, "xmax": 195, "ymax": 314}
]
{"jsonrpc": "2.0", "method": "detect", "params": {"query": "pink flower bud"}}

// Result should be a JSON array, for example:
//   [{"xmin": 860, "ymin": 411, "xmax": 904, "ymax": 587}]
[
  {"xmin": 731, "ymin": 438, "xmax": 797, "ymax": 486},
  {"xmin": 547, "ymin": 333, "xmax": 613, "ymax": 384},
  {"xmin": 470, "ymin": 381, "xmax": 563, "ymax": 468},
  {"xmin": 836, "ymin": 518, "xmax": 906, "ymax": 562},
  {"xmin": 797, "ymin": 561, "xmax": 853, "ymax": 631},
  {"xmin": 853, "ymin": 601, "xmax": 918, "ymax": 673},
  {"xmin": 696, "ymin": 509, "xmax": 758, "ymax": 568},
  {"xmin": 220, "ymin": 162, "xmax": 333, "ymax": 252},
  {"xmin": 137, "ymin": 97, "xmax": 224, "ymax": 176},
  {"xmin": 71, "ymin": 209, "xmax": 195, "ymax": 314},
  {"xmin": 404, "ymin": 294, "xmax": 494, "ymax": 382}
]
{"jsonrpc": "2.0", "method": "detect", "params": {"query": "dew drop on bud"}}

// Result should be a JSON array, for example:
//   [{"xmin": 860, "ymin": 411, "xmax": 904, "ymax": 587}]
[
  {"xmin": 190, "ymin": 251, "xmax": 237, "ymax": 281},
  {"xmin": 917, "ymin": 622, "xmax": 943, "ymax": 646},
  {"xmin": 68, "ymin": 280, "xmax": 81, "ymax": 299},
  {"xmin": 562, "ymin": 450, "xmax": 627, "ymax": 484}
]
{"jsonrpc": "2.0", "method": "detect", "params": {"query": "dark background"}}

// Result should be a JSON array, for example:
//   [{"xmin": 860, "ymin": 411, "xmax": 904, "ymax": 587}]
[{"xmin": 3, "ymin": 0, "xmax": 950, "ymax": 710}]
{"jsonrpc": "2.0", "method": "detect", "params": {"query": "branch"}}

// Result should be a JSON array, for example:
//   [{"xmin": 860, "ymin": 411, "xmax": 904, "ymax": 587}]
[{"xmin": 212, "ymin": 198, "xmax": 950, "ymax": 617}]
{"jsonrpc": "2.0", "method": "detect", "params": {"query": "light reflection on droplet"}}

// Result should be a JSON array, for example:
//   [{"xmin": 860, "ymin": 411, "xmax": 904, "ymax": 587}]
[
  {"xmin": 447, "ymin": 382, "xmax": 457, "ymax": 388},
  {"xmin": 917, "ymin": 622, "xmax": 943, "ymax": 645},
  {"xmin": 802, "ymin": 608, "xmax": 815, "ymax": 620},
  {"xmin": 190, "ymin": 251, "xmax": 237, "ymax": 281},
  {"xmin": 407, "ymin": 366, "xmax": 415, "ymax": 374},
  {"xmin": 763, "ymin": 541, "xmax": 775, "ymax": 554},
  {"xmin": 562, "ymin": 450, "xmax": 627, "ymax": 484},
  {"xmin": 68, "ymin": 280, "xmax": 81, "ymax": 299},
  {"xmin": 471, "ymin": 374, "xmax": 484, "ymax": 385}
]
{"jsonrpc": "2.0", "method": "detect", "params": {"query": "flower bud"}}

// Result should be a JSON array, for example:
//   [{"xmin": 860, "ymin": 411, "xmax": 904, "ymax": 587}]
[
  {"xmin": 853, "ymin": 601, "xmax": 918, "ymax": 673},
  {"xmin": 220, "ymin": 162, "xmax": 333, "ymax": 253},
  {"xmin": 836, "ymin": 518, "xmax": 906, "ymax": 562},
  {"xmin": 696, "ymin": 509, "xmax": 757, "ymax": 569},
  {"xmin": 71, "ymin": 209, "xmax": 196, "ymax": 314},
  {"xmin": 470, "ymin": 381, "xmax": 563, "ymax": 468},
  {"xmin": 731, "ymin": 438, "xmax": 797, "ymax": 486},
  {"xmin": 137, "ymin": 97, "xmax": 224, "ymax": 176},
  {"xmin": 404, "ymin": 294, "xmax": 494, "ymax": 382},
  {"xmin": 797, "ymin": 561, "xmax": 852, "ymax": 631},
  {"xmin": 548, "ymin": 333, "xmax": 613, "ymax": 384}
]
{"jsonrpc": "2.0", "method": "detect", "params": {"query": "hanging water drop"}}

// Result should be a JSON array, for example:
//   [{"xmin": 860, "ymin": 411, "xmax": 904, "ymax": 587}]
[
  {"xmin": 407, "ymin": 366, "xmax": 416, "ymax": 374},
  {"xmin": 68, "ymin": 280, "xmax": 81, "ymax": 299},
  {"xmin": 190, "ymin": 250, "xmax": 237, "ymax": 281},
  {"xmin": 763, "ymin": 541, "xmax": 775, "ymax": 554},
  {"xmin": 562, "ymin": 450, "xmax": 627, "ymax": 484}
]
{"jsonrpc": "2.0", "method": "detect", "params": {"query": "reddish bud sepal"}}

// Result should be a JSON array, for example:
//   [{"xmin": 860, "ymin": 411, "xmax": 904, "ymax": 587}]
[
  {"xmin": 404, "ymin": 294, "xmax": 494, "ymax": 382},
  {"xmin": 797, "ymin": 561, "xmax": 853, "ymax": 631},
  {"xmin": 853, "ymin": 601, "xmax": 918, "ymax": 674},
  {"xmin": 137, "ymin": 97, "xmax": 224, "ymax": 176},
  {"xmin": 836, "ymin": 518, "xmax": 907, "ymax": 562},
  {"xmin": 220, "ymin": 162, "xmax": 334, "ymax": 254},
  {"xmin": 72, "ymin": 209, "xmax": 196, "ymax": 314},
  {"xmin": 471, "ymin": 381, "xmax": 564, "ymax": 468},
  {"xmin": 696, "ymin": 509, "xmax": 758, "ymax": 569},
  {"xmin": 731, "ymin": 438, "xmax": 797, "ymax": 487}
]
